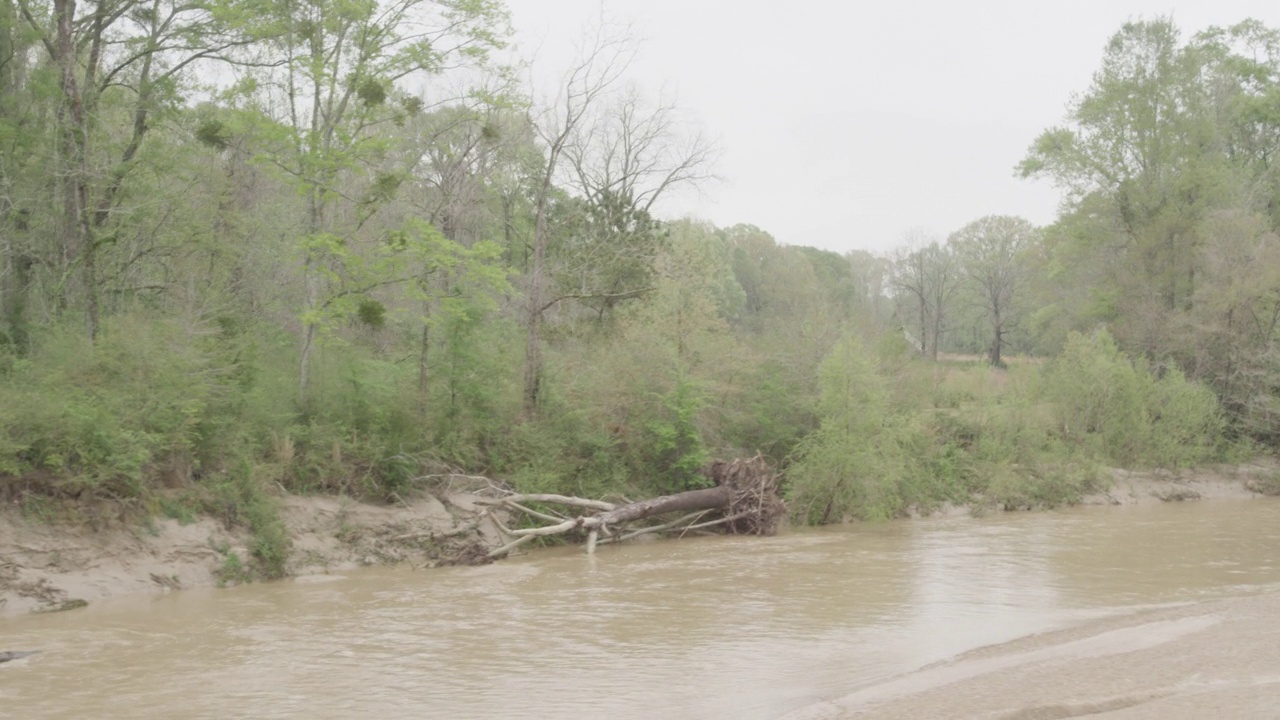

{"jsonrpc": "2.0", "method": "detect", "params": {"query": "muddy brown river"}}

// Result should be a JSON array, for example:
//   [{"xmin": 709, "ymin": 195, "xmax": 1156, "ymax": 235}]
[{"xmin": 5, "ymin": 500, "xmax": 1280, "ymax": 718}]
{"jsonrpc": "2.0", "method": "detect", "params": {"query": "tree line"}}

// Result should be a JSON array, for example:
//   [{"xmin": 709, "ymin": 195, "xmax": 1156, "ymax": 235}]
[{"xmin": 0, "ymin": 8, "xmax": 1276, "ymax": 541}]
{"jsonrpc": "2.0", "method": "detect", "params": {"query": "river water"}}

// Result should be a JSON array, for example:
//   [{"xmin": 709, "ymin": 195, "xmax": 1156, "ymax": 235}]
[{"xmin": 5, "ymin": 500, "xmax": 1280, "ymax": 719}]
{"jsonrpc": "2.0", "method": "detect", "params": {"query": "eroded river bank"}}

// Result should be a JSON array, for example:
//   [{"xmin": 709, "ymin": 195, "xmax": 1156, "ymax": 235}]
[{"xmin": 4, "ymin": 476, "xmax": 1280, "ymax": 718}]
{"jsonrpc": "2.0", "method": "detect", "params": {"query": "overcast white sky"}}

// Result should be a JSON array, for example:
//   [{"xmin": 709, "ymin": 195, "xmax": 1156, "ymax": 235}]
[{"xmin": 502, "ymin": 0, "xmax": 1280, "ymax": 254}]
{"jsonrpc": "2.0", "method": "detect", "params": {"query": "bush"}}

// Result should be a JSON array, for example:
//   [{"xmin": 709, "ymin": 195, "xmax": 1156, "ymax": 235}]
[
  {"xmin": 787, "ymin": 334, "xmax": 908, "ymax": 522},
  {"xmin": 0, "ymin": 317, "xmax": 221, "ymax": 495},
  {"xmin": 642, "ymin": 371, "xmax": 712, "ymax": 494},
  {"xmin": 1041, "ymin": 329, "xmax": 1224, "ymax": 468},
  {"xmin": 208, "ymin": 461, "xmax": 291, "ymax": 579},
  {"xmin": 720, "ymin": 358, "xmax": 816, "ymax": 463}
]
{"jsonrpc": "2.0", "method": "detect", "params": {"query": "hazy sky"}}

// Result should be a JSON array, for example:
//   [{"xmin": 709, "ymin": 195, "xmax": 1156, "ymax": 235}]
[{"xmin": 502, "ymin": 0, "xmax": 1280, "ymax": 254}]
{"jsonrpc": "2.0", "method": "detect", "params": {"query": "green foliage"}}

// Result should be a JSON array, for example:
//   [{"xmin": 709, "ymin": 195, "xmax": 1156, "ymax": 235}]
[
  {"xmin": 214, "ymin": 549, "xmax": 252, "ymax": 586},
  {"xmin": 424, "ymin": 313, "xmax": 520, "ymax": 467},
  {"xmin": 788, "ymin": 334, "xmax": 906, "ymax": 522},
  {"xmin": 157, "ymin": 494, "xmax": 200, "ymax": 525},
  {"xmin": 642, "ymin": 372, "xmax": 711, "ymax": 494},
  {"xmin": 210, "ymin": 462, "xmax": 291, "ymax": 580},
  {"xmin": 0, "ymin": 318, "xmax": 219, "ymax": 495},
  {"xmin": 195, "ymin": 119, "xmax": 232, "ymax": 149},
  {"xmin": 722, "ymin": 358, "xmax": 816, "ymax": 462},
  {"xmin": 356, "ymin": 299, "xmax": 386, "ymax": 329},
  {"xmin": 356, "ymin": 78, "xmax": 388, "ymax": 106},
  {"xmin": 790, "ymin": 338, "xmax": 1117, "ymax": 525},
  {"xmin": 492, "ymin": 403, "xmax": 628, "ymax": 501},
  {"xmin": 1041, "ymin": 329, "xmax": 1224, "ymax": 467}
]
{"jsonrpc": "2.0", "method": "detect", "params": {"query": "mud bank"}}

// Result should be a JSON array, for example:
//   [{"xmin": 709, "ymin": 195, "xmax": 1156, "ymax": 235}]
[
  {"xmin": 0, "ymin": 491, "xmax": 503, "ymax": 616},
  {"xmin": 2, "ymin": 461, "xmax": 1276, "ymax": 616},
  {"xmin": 1084, "ymin": 460, "xmax": 1280, "ymax": 506}
]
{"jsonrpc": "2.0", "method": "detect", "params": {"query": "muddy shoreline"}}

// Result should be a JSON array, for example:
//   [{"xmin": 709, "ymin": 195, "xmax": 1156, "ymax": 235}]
[
  {"xmin": 2, "ymin": 461, "xmax": 1276, "ymax": 616},
  {"xmin": 0, "ymin": 491, "xmax": 505, "ymax": 615}
]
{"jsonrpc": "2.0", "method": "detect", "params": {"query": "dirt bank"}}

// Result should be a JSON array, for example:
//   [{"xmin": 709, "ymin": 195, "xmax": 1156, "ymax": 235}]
[
  {"xmin": 782, "ymin": 588, "xmax": 1280, "ymax": 719},
  {"xmin": 1083, "ymin": 459, "xmax": 1280, "ymax": 506},
  {"xmin": 2, "ymin": 460, "xmax": 1276, "ymax": 616},
  {"xmin": 0, "ymin": 490, "xmax": 504, "ymax": 616}
]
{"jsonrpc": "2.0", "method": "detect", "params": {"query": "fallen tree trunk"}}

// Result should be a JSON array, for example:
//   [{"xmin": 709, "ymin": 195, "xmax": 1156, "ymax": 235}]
[
  {"xmin": 594, "ymin": 486, "xmax": 729, "ymax": 525},
  {"xmin": 479, "ymin": 455, "xmax": 785, "ymax": 557}
]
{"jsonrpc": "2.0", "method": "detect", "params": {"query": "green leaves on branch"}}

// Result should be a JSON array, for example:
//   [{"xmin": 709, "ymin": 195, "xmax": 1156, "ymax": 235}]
[{"xmin": 299, "ymin": 219, "xmax": 508, "ymax": 337}]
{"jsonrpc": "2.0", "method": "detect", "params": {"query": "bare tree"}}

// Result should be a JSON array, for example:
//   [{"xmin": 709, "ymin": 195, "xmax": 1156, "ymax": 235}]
[
  {"xmin": 521, "ymin": 19, "xmax": 634, "ymax": 416},
  {"xmin": 521, "ymin": 19, "xmax": 716, "ymax": 415},
  {"xmin": 549, "ymin": 85, "xmax": 717, "ymax": 322},
  {"xmin": 564, "ymin": 84, "xmax": 717, "ymax": 216},
  {"xmin": 890, "ymin": 230, "xmax": 960, "ymax": 361}
]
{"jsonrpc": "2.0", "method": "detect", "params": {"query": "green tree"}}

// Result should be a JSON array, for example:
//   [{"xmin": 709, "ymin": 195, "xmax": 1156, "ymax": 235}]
[
  {"xmin": 14, "ymin": 0, "xmax": 263, "ymax": 340},
  {"xmin": 788, "ymin": 333, "xmax": 903, "ymax": 523},
  {"xmin": 1017, "ymin": 18, "xmax": 1224, "ymax": 353},
  {"xmin": 234, "ymin": 0, "xmax": 507, "ymax": 405},
  {"xmin": 521, "ymin": 24, "xmax": 714, "ymax": 414},
  {"xmin": 951, "ymin": 215, "xmax": 1038, "ymax": 367}
]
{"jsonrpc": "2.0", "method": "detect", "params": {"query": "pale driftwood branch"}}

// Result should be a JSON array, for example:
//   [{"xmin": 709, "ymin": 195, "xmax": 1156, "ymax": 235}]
[
  {"xmin": 480, "ymin": 494, "xmax": 617, "ymax": 512},
  {"xmin": 487, "ymin": 534, "xmax": 537, "ymax": 558},
  {"xmin": 504, "ymin": 502, "xmax": 569, "ymax": 524},
  {"xmin": 599, "ymin": 510, "xmax": 712, "ymax": 544},
  {"xmin": 510, "ymin": 518, "xmax": 586, "ymax": 537},
  {"xmin": 488, "ymin": 510, "xmax": 515, "ymax": 538}
]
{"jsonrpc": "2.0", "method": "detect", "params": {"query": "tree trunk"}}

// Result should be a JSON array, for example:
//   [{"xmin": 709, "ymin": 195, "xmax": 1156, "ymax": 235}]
[
  {"xmin": 522, "ymin": 176, "xmax": 550, "ymax": 417},
  {"xmin": 990, "ymin": 322, "xmax": 1003, "ymax": 368},
  {"xmin": 418, "ymin": 313, "xmax": 430, "ymax": 394},
  {"xmin": 298, "ymin": 237, "xmax": 320, "ymax": 408},
  {"xmin": 54, "ymin": 0, "xmax": 96, "ymax": 340},
  {"xmin": 594, "ymin": 486, "xmax": 730, "ymax": 526},
  {"xmin": 299, "ymin": 185, "xmax": 324, "ymax": 408},
  {"xmin": 918, "ymin": 300, "xmax": 928, "ymax": 358}
]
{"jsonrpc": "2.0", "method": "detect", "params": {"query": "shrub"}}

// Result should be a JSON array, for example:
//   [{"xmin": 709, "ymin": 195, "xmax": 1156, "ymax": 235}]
[
  {"xmin": 1041, "ymin": 329, "xmax": 1224, "ymax": 468},
  {"xmin": 788, "ymin": 334, "xmax": 908, "ymax": 522}
]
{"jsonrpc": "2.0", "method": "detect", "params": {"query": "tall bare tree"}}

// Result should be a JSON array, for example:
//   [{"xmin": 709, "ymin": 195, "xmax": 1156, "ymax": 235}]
[
  {"xmin": 521, "ymin": 20, "xmax": 633, "ymax": 416},
  {"xmin": 522, "ymin": 20, "xmax": 714, "ymax": 415},
  {"xmin": 890, "ymin": 230, "xmax": 959, "ymax": 361}
]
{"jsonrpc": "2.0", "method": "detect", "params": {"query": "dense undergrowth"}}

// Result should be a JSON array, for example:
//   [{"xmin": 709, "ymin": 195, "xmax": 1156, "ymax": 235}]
[
  {"xmin": 0, "ymin": 308, "xmax": 1238, "ymax": 577},
  {"xmin": 787, "ymin": 330, "xmax": 1230, "ymax": 523}
]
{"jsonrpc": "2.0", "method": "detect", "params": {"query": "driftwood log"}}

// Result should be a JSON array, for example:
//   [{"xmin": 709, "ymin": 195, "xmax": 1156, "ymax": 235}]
[{"xmin": 479, "ymin": 455, "xmax": 785, "ymax": 557}]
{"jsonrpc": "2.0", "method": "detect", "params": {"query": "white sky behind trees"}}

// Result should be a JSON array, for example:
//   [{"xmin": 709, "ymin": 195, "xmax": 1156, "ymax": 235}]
[{"xmin": 503, "ymin": 0, "xmax": 1280, "ymax": 254}]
